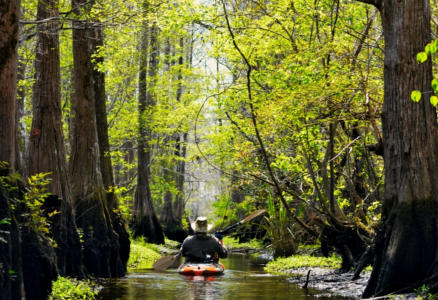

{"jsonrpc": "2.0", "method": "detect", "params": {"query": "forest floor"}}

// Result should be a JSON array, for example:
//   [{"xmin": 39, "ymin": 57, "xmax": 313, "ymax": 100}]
[
  {"xmin": 279, "ymin": 267, "xmax": 418, "ymax": 299},
  {"xmin": 278, "ymin": 267, "xmax": 369, "ymax": 298},
  {"xmin": 262, "ymin": 246, "xmax": 419, "ymax": 299}
]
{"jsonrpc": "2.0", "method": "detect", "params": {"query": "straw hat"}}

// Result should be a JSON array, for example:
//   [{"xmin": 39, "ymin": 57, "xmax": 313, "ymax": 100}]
[{"xmin": 191, "ymin": 216, "xmax": 213, "ymax": 233}]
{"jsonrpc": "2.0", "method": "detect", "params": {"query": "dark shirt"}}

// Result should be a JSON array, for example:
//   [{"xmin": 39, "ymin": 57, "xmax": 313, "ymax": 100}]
[{"xmin": 180, "ymin": 234, "xmax": 227, "ymax": 263}]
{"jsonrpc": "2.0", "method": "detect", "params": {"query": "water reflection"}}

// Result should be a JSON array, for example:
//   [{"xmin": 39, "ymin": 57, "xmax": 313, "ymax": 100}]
[
  {"xmin": 99, "ymin": 254, "xmax": 340, "ymax": 300},
  {"xmin": 184, "ymin": 276, "xmax": 221, "ymax": 300}
]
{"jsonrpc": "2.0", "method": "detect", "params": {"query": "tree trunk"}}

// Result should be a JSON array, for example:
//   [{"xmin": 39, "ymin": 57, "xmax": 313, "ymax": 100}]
[
  {"xmin": 174, "ymin": 132, "xmax": 188, "ymax": 222},
  {"xmin": 70, "ymin": 0, "xmax": 125, "ymax": 277},
  {"xmin": 0, "ymin": 1, "xmax": 24, "ymax": 298},
  {"xmin": 173, "ymin": 37, "xmax": 187, "ymax": 223},
  {"xmin": 361, "ymin": 0, "xmax": 438, "ymax": 296},
  {"xmin": 28, "ymin": 0, "xmax": 84, "ymax": 277},
  {"xmin": 161, "ymin": 167, "xmax": 176, "ymax": 225},
  {"xmin": 15, "ymin": 60, "xmax": 26, "ymax": 174},
  {"xmin": 0, "ymin": 170, "xmax": 25, "ymax": 300},
  {"xmin": 0, "ymin": 0, "xmax": 19, "ymax": 168},
  {"xmin": 93, "ymin": 27, "xmax": 117, "ymax": 211},
  {"xmin": 93, "ymin": 25, "xmax": 130, "ymax": 275},
  {"xmin": 132, "ymin": 22, "xmax": 164, "ymax": 244}
]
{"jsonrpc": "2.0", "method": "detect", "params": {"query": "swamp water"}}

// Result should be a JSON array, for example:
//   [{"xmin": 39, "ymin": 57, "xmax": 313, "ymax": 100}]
[{"xmin": 99, "ymin": 253, "xmax": 350, "ymax": 300}]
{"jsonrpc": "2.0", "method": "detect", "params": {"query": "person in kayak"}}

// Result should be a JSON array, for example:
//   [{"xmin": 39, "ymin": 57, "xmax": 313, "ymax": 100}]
[{"xmin": 180, "ymin": 216, "xmax": 227, "ymax": 263}]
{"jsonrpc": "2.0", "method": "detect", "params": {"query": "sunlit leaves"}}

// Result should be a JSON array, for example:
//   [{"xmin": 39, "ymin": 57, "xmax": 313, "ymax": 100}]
[
  {"xmin": 416, "ymin": 52, "xmax": 428, "ymax": 63},
  {"xmin": 430, "ymin": 95, "xmax": 438, "ymax": 107},
  {"xmin": 411, "ymin": 90, "xmax": 422, "ymax": 102},
  {"xmin": 432, "ymin": 78, "xmax": 438, "ymax": 93},
  {"xmin": 203, "ymin": 0, "xmax": 384, "ymax": 228},
  {"xmin": 416, "ymin": 39, "xmax": 438, "ymax": 63}
]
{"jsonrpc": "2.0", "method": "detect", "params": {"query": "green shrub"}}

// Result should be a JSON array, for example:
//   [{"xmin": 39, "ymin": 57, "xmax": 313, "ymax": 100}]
[
  {"xmin": 415, "ymin": 284, "xmax": 438, "ymax": 300},
  {"xmin": 127, "ymin": 237, "xmax": 162, "ymax": 270},
  {"xmin": 50, "ymin": 277, "xmax": 98, "ymax": 300}
]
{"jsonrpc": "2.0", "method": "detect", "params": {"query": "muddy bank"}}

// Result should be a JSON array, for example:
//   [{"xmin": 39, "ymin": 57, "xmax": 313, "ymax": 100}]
[{"xmin": 282, "ymin": 267, "xmax": 416, "ymax": 299}]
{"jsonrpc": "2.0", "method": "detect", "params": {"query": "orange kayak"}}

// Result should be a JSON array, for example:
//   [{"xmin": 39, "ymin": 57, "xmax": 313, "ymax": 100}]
[{"xmin": 177, "ymin": 262, "xmax": 225, "ymax": 276}]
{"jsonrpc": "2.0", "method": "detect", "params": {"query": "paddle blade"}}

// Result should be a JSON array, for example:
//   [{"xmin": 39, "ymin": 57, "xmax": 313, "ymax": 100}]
[
  {"xmin": 241, "ymin": 209, "xmax": 266, "ymax": 224},
  {"xmin": 153, "ymin": 255, "xmax": 178, "ymax": 271}
]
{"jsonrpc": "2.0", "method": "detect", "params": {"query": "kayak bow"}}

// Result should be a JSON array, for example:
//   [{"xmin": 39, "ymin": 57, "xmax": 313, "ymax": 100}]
[{"xmin": 177, "ymin": 262, "xmax": 225, "ymax": 276}]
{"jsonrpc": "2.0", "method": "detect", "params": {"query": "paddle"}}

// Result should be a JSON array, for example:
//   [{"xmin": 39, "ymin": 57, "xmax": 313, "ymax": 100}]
[
  {"xmin": 216, "ymin": 209, "xmax": 266, "ymax": 235},
  {"xmin": 153, "ymin": 253, "xmax": 181, "ymax": 271},
  {"xmin": 152, "ymin": 209, "xmax": 266, "ymax": 271}
]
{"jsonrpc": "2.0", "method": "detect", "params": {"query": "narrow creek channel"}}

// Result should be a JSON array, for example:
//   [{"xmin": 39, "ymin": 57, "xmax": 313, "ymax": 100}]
[{"xmin": 99, "ymin": 253, "xmax": 348, "ymax": 300}]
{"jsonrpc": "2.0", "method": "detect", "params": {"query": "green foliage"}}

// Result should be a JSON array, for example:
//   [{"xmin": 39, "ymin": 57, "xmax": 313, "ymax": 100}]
[
  {"xmin": 411, "ymin": 90, "xmax": 422, "ymax": 102},
  {"xmin": 127, "ymin": 237, "xmax": 162, "ymax": 270},
  {"xmin": 430, "ymin": 95, "xmax": 438, "ymax": 107},
  {"xmin": 417, "ymin": 52, "xmax": 428, "ymax": 63},
  {"xmin": 264, "ymin": 253, "xmax": 342, "ymax": 274},
  {"xmin": 17, "ymin": 0, "xmax": 386, "ymax": 259},
  {"xmin": 0, "ymin": 168, "xmax": 55, "ymax": 242},
  {"xmin": 49, "ymin": 277, "xmax": 99, "ymax": 300},
  {"xmin": 415, "ymin": 285, "xmax": 438, "ymax": 300},
  {"xmin": 413, "ymin": 39, "xmax": 438, "ymax": 104},
  {"xmin": 263, "ymin": 195, "xmax": 297, "ymax": 257},
  {"xmin": 222, "ymin": 236, "xmax": 263, "ymax": 250},
  {"xmin": 109, "ymin": 185, "xmax": 132, "ymax": 219},
  {"xmin": 432, "ymin": 79, "xmax": 438, "ymax": 92},
  {"xmin": 24, "ymin": 173, "xmax": 53, "ymax": 236},
  {"xmin": 212, "ymin": 194, "xmax": 256, "ymax": 229}
]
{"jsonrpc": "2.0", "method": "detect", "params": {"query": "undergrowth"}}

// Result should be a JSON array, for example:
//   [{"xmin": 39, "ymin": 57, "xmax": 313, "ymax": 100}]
[
  {"xmin": 49, "ymin": 276, "xmax": 99, "ymax": 300},
  {"xmin": 415, "ymin": 284, "xmax": 438, "ymax": 300},
  {"xmin": 223, "ymin": 236, "xmax": 264, "ymax": 249},
  {"xmin": 127, "ymin": 237, "xmax": 164, "ymax": 270},
  {"xmin": 265, "ymin": 253, "xmax": 342, "ymax": 274}
]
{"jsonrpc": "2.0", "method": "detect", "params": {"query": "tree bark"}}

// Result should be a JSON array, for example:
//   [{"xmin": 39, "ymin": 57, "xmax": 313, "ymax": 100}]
[
  {"xmin": 132, "ymin": 22, "xmax": 164, "ymax": 244},
  {"xmin": 70, "ymin": 0, "xmax": 125, "ymax": 277},
  {"xmin": 28, "ymin": 0, "xmax": 83, "ymax": 278},
  {"xmin": 15, "ymin": 60, "xmax": 26, "ymax": 174},
  {"xmin": 93, "ymin": 27, "xmax": 118, "ymax": 211},
  {"xmin": 93, "ymin": 25, "xmax": 130, "ymax": 275},
  {"xmin": 0, "ymin": 1, "xmax": 23, "ymax": 298},
  {"xmin": 173, "ymin": 37, "xmax": 188, "ymax": 223},
  {"xmin": 161, "ymin": 167, "xmax": 176, "ymax": 225},
  {"xmin": 174, "ymin": 132, "xmax": 188, "ymax": 222},
  {"xmin": 0, "ymin": 169, "xmax": 25, "ymax": 300},
  {"xmin": 362, "ymin": 0, "xmax": 438, "ymax": 296},
  {"xmin": 0, "ymin": 0, "xmax": 19, "ymax": 168}
]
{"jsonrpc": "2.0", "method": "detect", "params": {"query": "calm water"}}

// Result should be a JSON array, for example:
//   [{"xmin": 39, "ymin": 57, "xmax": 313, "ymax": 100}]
[{"xmin": 99, "ymin": 254, "xmax": 341, "ymax": 300}]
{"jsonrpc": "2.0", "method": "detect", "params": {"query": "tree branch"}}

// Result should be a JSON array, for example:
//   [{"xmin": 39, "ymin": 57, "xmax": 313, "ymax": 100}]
[
  {"xmin": 221, "ymin": 0, "xmax": 318, "ymax": 237},
  {"xmin": 355, "ymin": 0, "xmax": 381, "ymax": 9}
]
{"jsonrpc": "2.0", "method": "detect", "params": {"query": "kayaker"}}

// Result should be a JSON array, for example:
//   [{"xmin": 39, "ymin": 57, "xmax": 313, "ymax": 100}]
[{"xmin": 180, "ymin": 216, "xmax": 227, "ymax": 263}]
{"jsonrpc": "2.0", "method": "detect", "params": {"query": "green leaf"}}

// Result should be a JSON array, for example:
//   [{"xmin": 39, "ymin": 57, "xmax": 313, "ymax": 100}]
[
  {"xmin": 432, "ymin": 79, "xmax": 438, "ymax": 92},
  {"xmin": 411, "ymin": 90, "xmax": 422, "ymax": 102},
  {"xmin": 0, "ymin": 218, "xmax": 11, "ymax": 225},
  {"xmin": 431, "ymin": 96, "xmax": 438, "ymax": 107},
  {"xmin": 430, "ymin": 42, "xmax": 438, "ymax": 55},
  {"xmin": 425, "ymin": 43, "xmax": 433, "ymax": 55},
  {"xmin": 434, "ymin": 39, "xmax": 438, "ymax": 51},
  {"xmin": 417, "ymin": 52, "xmax": 428, "ymax": 63}
]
